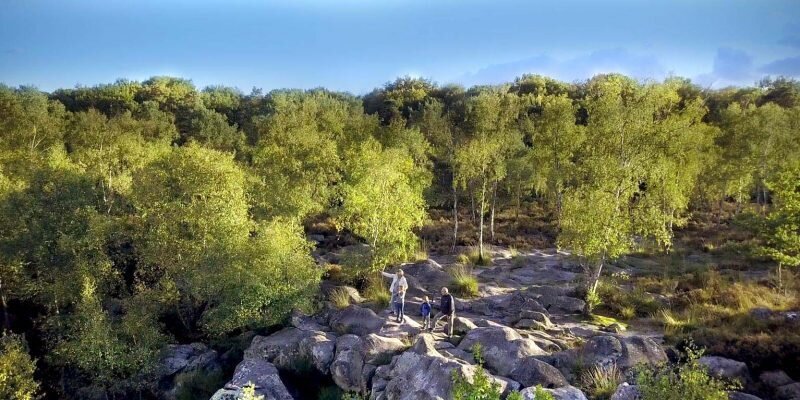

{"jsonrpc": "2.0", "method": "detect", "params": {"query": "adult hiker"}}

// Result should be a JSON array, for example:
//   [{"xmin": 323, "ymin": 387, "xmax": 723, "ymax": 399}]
[
  {"xmin": 381, "ymin": 269, "xmax": 408, "ymax": 321},
  {"xmin": 432, "ymin": 287, "xmax": 456, "ymax": 337}
]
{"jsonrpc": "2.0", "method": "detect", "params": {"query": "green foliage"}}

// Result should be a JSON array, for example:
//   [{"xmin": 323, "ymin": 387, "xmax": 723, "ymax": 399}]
[
  {"xmin": 635, "ymin": 346, "xmax": 735, "ymax": 400},
  {"xmin": 450, "ymin": 265, "xmax": 479, "ymax": 297},
  {"xmin": 363, "ymin": 275, "xmax": 391, "ymax": 308},
  {"xmin": 338, "ymin": 141, "xmax": 428, "ymax": 271},
  {"xmin": 240, "ymin": 383, "xmax": 265, "ymax": 400},
  {"xmin": 451, "ymin": 344, "xmax": 503, "ymax": 400},
  {"xmin": 526, "ymin": 386, "xmax": 555, "ymax": 400},
  {"xmin": 0, "ymin": 334, "xmax": 39, "ymax": 400},
  {"xmin": 329, "ymin": 287, "xmax": 353, "ymax": 309},
  {"xmin": 580, "ymin": 363, "xmax": 622, "ymax": 400}
]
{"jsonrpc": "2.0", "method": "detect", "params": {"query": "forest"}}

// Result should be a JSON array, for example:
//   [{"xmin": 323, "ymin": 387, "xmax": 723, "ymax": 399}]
[{"xmin": 0, "ymin": 73, "xmax": 799, "ymax": 400}]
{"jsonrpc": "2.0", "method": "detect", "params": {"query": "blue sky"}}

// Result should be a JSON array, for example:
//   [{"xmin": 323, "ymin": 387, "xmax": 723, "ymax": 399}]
[{"xmin": 1, "ymin": 0, "xmax": 799, "ymax": 93}]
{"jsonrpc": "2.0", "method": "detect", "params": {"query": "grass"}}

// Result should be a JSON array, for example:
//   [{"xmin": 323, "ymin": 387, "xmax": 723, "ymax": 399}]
[
  {"xmin": 414, "ymin": 240, "xmax": 429, "ymax": 262},
  {"xmin": 450, "ymin": 264, "xmax": 479, "ymax": 297},
  {"xmin": 580, "ymin": 363, "xmax": 622, "ymax": 400},
  {"xmin": 363, "ymin": 275, "xmax": 391, "ymax": 308},
  {"xmin": 329, "ymin": 287, "xmax": 352, "ymax": 309}
]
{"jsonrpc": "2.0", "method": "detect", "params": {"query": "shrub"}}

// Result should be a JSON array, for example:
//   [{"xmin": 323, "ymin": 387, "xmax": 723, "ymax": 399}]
[
  {"xmin": 329, "ymin": 287, "xmax": 352, "ymax": 309},
  {"xmin": 0, "ymin": 334, "xmax": 39, "ymax": 400},
  {"xmin": 363, "ymin": 275, "xmax": 391, "ymax": 308},
  {"xmin": 452, "ymin": 344, "xmax": 503, "ymax": 400},
  {"xmin": 451, "ymin": 265, "xmax": 479, "ymax": 297},
  {"xmin": 456, "ymin": 253, "xmax": 471, "ymax": 265},
  {"xmin": 467, "ymin": 247, "xmax": 493, "ymax": 266},
  {"xmin": 580, "ymin": 363, "xmax": 622, "ymax": 400},
  {"xmin": 527, "ymin": 386, "xmax": 554, "ymax": 400},
  {"xmin": 241, "ymin": 383, "xmax": 265, "ymax": 400},
  {"xmin": 635, "ymin": 346, "xmax": 735, "ymax": 400}
]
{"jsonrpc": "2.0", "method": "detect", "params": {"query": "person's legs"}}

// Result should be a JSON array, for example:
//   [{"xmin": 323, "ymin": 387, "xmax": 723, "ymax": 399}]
[
  {"xmin": 422, "ymin": 314, "xmax": 430, "ymax": 330},
  {"xmin": 447, "ymin": 313, "xmax": 455, "ymax": 337},
  {"xmin": 397, "ymin": 297, "xmax": 405, "ymax": 322}
]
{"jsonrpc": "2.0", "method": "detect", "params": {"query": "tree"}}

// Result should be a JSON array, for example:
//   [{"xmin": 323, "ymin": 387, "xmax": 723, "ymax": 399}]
[
  {"xmin": 0, "ymin": 333, "xmax": 39, "ymax": 400},
  {"xmin": 558, "ymin": 76, "xmax": 712, "ymax": 312},
  {"xmin": 454, "ymin": 91, "xmax": 522, "ymax": 260},
  {"xmin": 338, "ymin": 141, "xmax": 427, "ymax": 271},
  {"xmin": 758, "ymin": 162, "xmax": 800, "ymax": 293}
]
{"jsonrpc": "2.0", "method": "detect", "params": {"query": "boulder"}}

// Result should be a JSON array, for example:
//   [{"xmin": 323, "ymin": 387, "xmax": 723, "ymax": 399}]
[
  {"xmin": 521, "ymin": 311, "xmax": 553, "ymax": 328},
  {"xmin": 244, "ymin": 328, "xmax": 336, "ymax": 374},
  {"xmin": 520, "ymin": 385, "xmax": 588, "ymax": 400},
  {"xmin": 610, "ymin": 383, "xmax": 640, "ymax": 400},
  {"xmin": 158, "ymin": 343, "xmax": 221, "ymax": 400},
  {"xmin": 728, "ymin": 392, "xmax": 763, "ymax": 400},
  {"xmin": 457, "ymin": 326, "xmax": 547, "ymax": 376},
  {"xmin": 446, "ymin": 316, "xmax": 477, "ymax": 336},
  {"xmin": 362, "ymin": 334, "xmax": 408, "ymax": 365},
  {"xmin": 759, "ymin": 370, "xmax": 793, "ymax": 389},
  {"xmin": 331, "ymin": 335, "xmax": 366, "ymax": 393},
  {"xmin": 374, "ymin": 334, "xmax": 514, "ymax": 400},
  {"xmin": 210, "ymin": 359, "xmax": 293, "ymax": 400},
  {"xmin": 578, "ymin": 335, "xmax": 666, "ymax": 369},
  {"xmin": 330, "ymin": 305, "xmax": 386, "ymax": 336},
  {"xmin": 698, "ymin": 356, "xmax": 750, "ymax": 385},
  {"xmin": 776, "ymin": 382, "xmax": 800, "ymax": 400},
  {"xmin": 509, "ymin": 357, "xmax": 569, "ymax": 388}
]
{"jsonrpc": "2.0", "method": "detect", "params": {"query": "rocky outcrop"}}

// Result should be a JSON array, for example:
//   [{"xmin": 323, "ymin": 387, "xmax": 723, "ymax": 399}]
[
  {"xmin": 329, "ymin": 305, "xmax": 386, "ymax": 336},
  {"xmin": 520, "ymin": 385, "xmax": 588, "ymax": 400},
  {"xmin": 610, "ymin": 383, "xmax": 640, "ymax": 400},
  {"xmin": 158, "ymin": 343, "xmax": 221, "ymax": 400},
  {"xmin": 509, "ymin": 357, "xmax": 568, "ymax": 388},
  {"xmin": 457, "ymin": 326, "xmax": 547, "ymax": 376},
  {"xmin": 245, "ymin": 327, "xmax": 336, "ymax": 374},
  {"xmin": 210, "ymin": 359, "xmax": 293, "ymax": 400},
  {"xmin": 698, "ymin": 356, "xmax": 750, "ymax": 385},
  {"xmin": 372, "ymin": 334, "xmax": 517, "ymax": 400}
]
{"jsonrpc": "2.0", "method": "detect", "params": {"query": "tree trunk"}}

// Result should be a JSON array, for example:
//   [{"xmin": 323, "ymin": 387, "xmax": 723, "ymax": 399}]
[
  {"xmin": 490, "ymin": 181, "xmax": 497, "ymax": 242},
  {"xmin": 452, "ymin": 186, "xmax": 458, "ymax": 252},
  {"xmin": 478, "ymin": 178, "xmax": 487, "ymax": 263},
  {"xmin": 778, "ymin": 262, "xmax": 784, "ymax": 295}
]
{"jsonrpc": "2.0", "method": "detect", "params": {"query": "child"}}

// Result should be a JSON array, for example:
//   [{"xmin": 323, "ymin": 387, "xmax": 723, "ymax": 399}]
[{"xmin": 420, "ymin": 296, "xmax": 432, "ymax": 331}]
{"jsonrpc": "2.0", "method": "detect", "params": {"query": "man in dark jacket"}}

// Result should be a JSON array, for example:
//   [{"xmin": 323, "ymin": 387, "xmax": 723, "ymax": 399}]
[{"xmin": 432, "ymin": 287, "xmax": 456, "ymax": 337}]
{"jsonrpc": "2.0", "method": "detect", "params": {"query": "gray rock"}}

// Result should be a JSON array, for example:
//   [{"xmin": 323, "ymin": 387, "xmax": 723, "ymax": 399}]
[
  {"xmin": 759, "ymin": 370, "xmax": 793, "ymax": 389},
  {"xmin": 210, "ymin": 358, "xmax": 293, "ymax": 400},
  {"xmin": 457, "ymin": 326, "xmax": 547, "ymax": 376},
  {"xmin": 362, "ymin": 334, "xmax": 408, "ymax": 365},
  {"xmin": 245, "ymin": 327, "xmax": 336, "ymax": 374},
  {"xmin": 509, "ymin": 357, "xmax": 569, "ymax": 388},
  {"xmin": 610, "ymin": 383, "xmax": 640, "ymax": 400},
  {"xmin": 330, "ymin": 305, "xmax": 386, "ymax": 336},
  {"xmin": 749, "ymin": 307, "xmax": 773, "ymax": 320},
  {"xmin": 776, "ymin": 382, "xmax": 800, "ymax": 400},
  {"xmin": 447, "ymin": 316, "xmax": 478, "ymax": 336},
  {"xmin": 698, "ymin": 356, "xmax": 750, "ymax": 385},
  {"xmin": 331, "ymin": 335, "xmax": 366, "ymax": 393},
  {"xmin": 520, "ymin": 385, "xmax": 588, "ymax": 400},
  {"xmin": 521, "ymin": 311, "xmax": 553, "ymax": 327},
  {"xmin": 158, "ymin": 343, "xmax": 221, "ymax": 400},
  {"xmin": 375, "ymin": 335, "xmax": 514, "ymax": 400},
  {"xmin": 728, "ymin": 392, "xmax": 763, "ymax": 400}
]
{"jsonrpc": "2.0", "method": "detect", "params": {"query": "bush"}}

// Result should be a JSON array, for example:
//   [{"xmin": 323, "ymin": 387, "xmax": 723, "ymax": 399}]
[
  {"xmin": 363, "ymin": 275, "xmax": 391, "ymax": 308},
  {"xmin": 329, "ymin": 287, "xmax": 352, "ymax": 309},
  {"xmin": 452, "ymin": 344, "xmax": 526, "ymax": 400},
  {"xmin": 451, "ymin": 265, "xmax": 479, "ymax": 297},
  {"xmin": 580, "ymin": 363, "xmax": 622, "ymax": 400},
  {"xmin": 0, "ymin": 334, "xmax": 39, "ymax": 400},
  {"xmin": 635, "ymin": 346, "xmax": 735, "ymax": 400}
]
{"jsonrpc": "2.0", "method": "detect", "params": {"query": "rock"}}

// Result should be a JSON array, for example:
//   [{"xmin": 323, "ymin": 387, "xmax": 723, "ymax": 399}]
[
  {"xmin": 698, "ymin": 356, "xmax": 750, "ymax": 385},
  {"xmin": 329, "ymin": 305, "xmax": 385, "ymax": 336},
  {"xmin": 618, "ymin": 336, "xmax": 666, "ymax": 368},
  {"xmin": 603, "ymin": 323, "xmax": 626, "ymax": 333},
  {"xmin": 290, "ymin": 309, "xmax": 327, "ymax": 331},
  {"xmin": 610, "ymin": 383, "xmax": 640, "ymax": 400},
  {"xmin": 760, "ymin": 370, "xmax": 793, "ymax": 389},
  {"xmin": 509, "ymin": 357, "xmax": 569, "ymax": 388},
  {"xmin": 447, "ymin": 316, "xmax": 478, "ymax": 336},
  {"xmin": 516, "ymin": 318, "xmax": 551, "ymax": 331},
  {"xmin": 521, "ymin": 311, "xmax": 553, "ymax": 327},
  {"xmin": 331, "ymin": 335, "xmax": 366, "ymax": 393},
  {"xmin": 457, "ymin": 326, "xmax": 547, "ymax": 376},
  {"xmin": 362, "ymin": 334, "xmax": 408, "ymax": 365},
  {"xmin": 244, "ymin": 328, "xmax": 336, "ymax": 374},
  {"xmin": 749, "ymin": 307, "xmax": 773, "ymax": 320},
  {"xmin": 158, "ymin": 343, "xmax": 221, "ymax": 400},
  {"xmin": 548, "ymin": 335, "xmax": 666, "ymax": 380},
  {"xmin": 375, "ymin": 335, "xmax": 514, "ymax": 400},
  {"xmin": 536, "ymin": 291, "xmax": 586, "ymax": 314},
  {"xmin": 776, "ymin": 382, "xmax": 800, "ymax": 400},
  {"xmin": 210, "ymin": 358, "xmax": 293, "ymax": 400},
  {"xmin": 160, "ymin": 343, "xmax": 219, "ymax": 377},
  {"xmin": 520, "ymin": 385, "xmax": 588, "ymax": 400},
  {"xmin": 331, "ymin": 285, "xmax": 364, "ymax": 304},
  {"xmin": 728, "ymin": 392, "xmax": 763, "ymax": 400}
]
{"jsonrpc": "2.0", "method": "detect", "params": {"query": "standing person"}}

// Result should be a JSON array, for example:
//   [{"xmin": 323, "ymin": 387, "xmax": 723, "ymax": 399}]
[
  {"xmin": 393, "ymin": 270, "xmax": 408, "ymax": 323},
  {"xmin": 432, "ymin": 287, "xmax": 456, "ymax": 337},
  {"xmin": 420, "ymin": 296, "xmax": 432, "ymax": 331},
  {"xmin": 381, "ymin": 269, "xmax": 400, "ymax": 315}
]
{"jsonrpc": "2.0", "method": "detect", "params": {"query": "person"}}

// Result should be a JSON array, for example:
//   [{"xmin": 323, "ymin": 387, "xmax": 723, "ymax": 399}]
[
  {"xmin": 393, "ymin": 271, "xmax": 408, "ymax": 323},
  {"xmin": 432, "ymin": 287, "xmax": 456, "ymax": 337},
  {"xmin": 420, "ymin": 296, "xmax": 432, "ymax": 331},
  {"xmin": 381, "ymin": 269, "xmax": 400, "ymax": 315}
]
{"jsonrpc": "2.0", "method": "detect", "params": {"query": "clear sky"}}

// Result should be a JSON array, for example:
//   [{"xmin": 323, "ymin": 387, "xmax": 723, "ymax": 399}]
[{"xmin": 1, "ymin": 0, "xmax": 799, "ymax": 93}]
